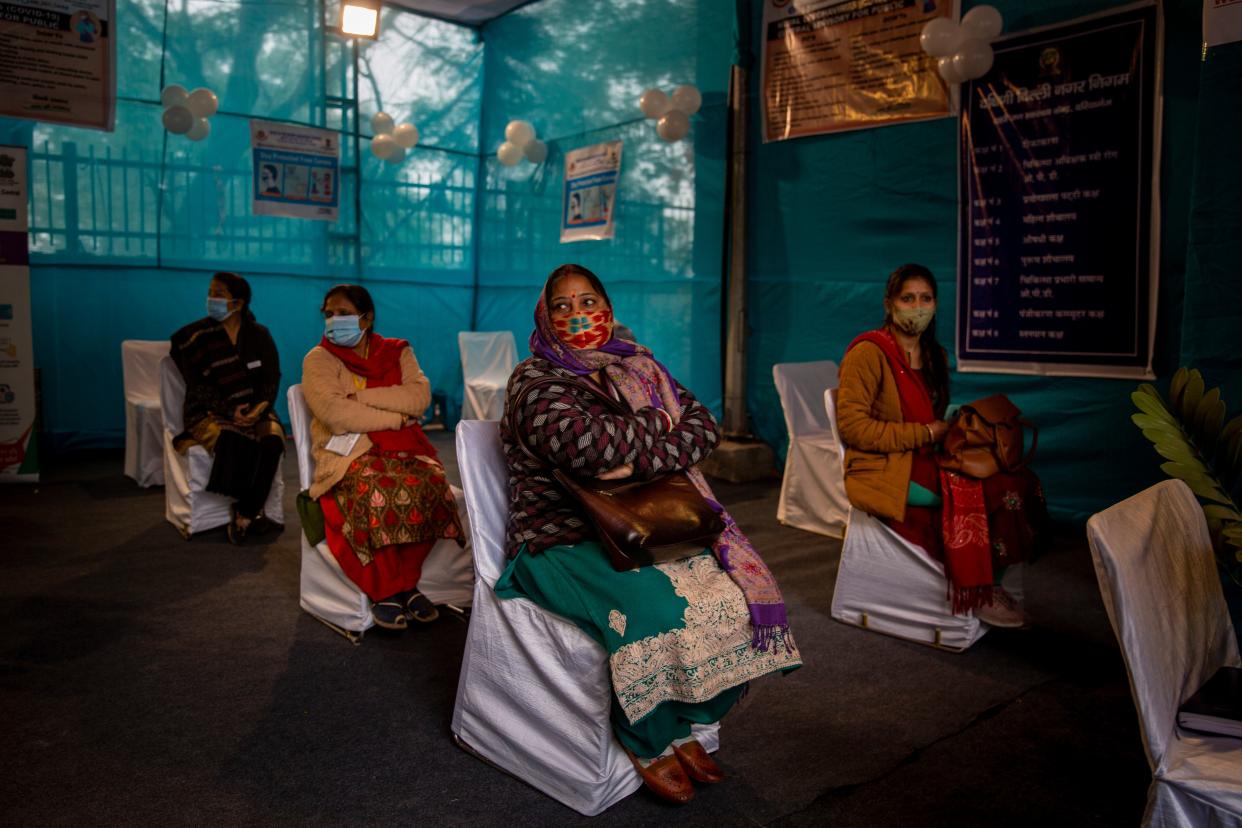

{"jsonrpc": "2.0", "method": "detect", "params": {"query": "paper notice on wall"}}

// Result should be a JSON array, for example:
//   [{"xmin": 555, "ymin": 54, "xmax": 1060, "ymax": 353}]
[
  {"xmin": 0, "ymin": 145, "xmax": 38, "ymax": 481},
  {"xmin": 561, "ymin": 140, "xmax": 622, "ymax": 243},
  {"xmin": 0, "ymin": 0, "xmax": 116, "ymax": 131},
  {"xmin": 760, "ymin": 0, "xmax": 955, "ymax": 141},
  {"xmin": 1205, "ymin": 0, "xmax": 1242, "ymax": 47},
  {"xmin": 250, "ymin": 120, "xmax": 341, "ymax": 222}
]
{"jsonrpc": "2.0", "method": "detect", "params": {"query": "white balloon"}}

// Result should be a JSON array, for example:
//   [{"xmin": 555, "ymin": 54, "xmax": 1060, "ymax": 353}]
[
  {"xmin": 371, "ymin": 133, "xmax": 396, "ymax": 159},
  {"xmin": 371, "ymin": 112, "xmax": 395, "ymax": 135},
  {"xmin": 504, "ymin": 120, "xmax": 535, "ymax": 147},
  {"xmin": 162, "ymin": 105, "xmax": 193, "ymax": 134},
  {"xmin": 961, "ymin": 5, "xmax": 1004, "ymax": 40},
  {"xmin": 656, "ymin": 109, "xmax": 690, "ymax": 142},
  {"xmin": 920, "ymin": 17, "xmax": 963, "ymax": 58},
  {"xmin": 497, "ymin": 141, "xmax": 523, "ymax": 166},
  {"xmin": 937, "ymin": 56, "xmax": 968, "ymax": 84},
  {"xmin": 185, "ymin": 117, "xmax": 211, "ymax": 141},
  {"xmin": 639, "ymin": 88, "xmax": 670, "ymax": 119},
  {"xmin": 186, "ymin": 88, "xmax": 218, "ymax": 119},
  {"xmin": 523, "ymin": 139, "xmax": 548, "ymax": 164},
  {"xmin": 952, "ymin": 39, "xmax": 994, "ymax": 80},
  {"xmin": 160, "ymin": 84, "xmax": 188, "ymax": 108},
  {"xmin": 385, "ymin": 145, "xmax": 407, "ymax": 165},
  {"xmin": 670, "ymin": 84, "xmax": 702, "ymax": 115},
  {"xmin": 393, "ymin": 123, "xmax": 419, "ymax": 149}
]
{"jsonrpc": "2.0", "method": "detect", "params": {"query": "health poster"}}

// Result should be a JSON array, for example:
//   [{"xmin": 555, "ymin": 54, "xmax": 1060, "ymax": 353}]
[
  {"xmin": 561, "ymin": 140, "xmax": 622, "ymax": 243},
  {"xmin": 250, "ymin": 120, "xmax": 340, "ymax": 222},
  {"xmin": 0, "ymin": 145, "xmax": 38, "ymax": 481}
]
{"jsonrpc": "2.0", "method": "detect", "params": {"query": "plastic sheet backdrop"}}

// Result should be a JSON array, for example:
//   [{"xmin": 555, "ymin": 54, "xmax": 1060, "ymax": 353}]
[
  {"xmin": 475, "ymin": 0, "xmax": 732, "ymax": 414},
  {"xmin": 0, "ymin": 0, "xmax": 482, "ymax": 450}
]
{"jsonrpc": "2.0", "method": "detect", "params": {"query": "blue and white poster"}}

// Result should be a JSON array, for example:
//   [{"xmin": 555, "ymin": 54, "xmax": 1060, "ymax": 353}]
[
  {"xmin": 561, "ymin": 140, "xmax": 622, "ymax": 243},
  {"xmin": 250, "ymin": 120, "xmax": 340, "ymax": 222},
  {"xmin": 957, "ymin": 3, "xmax": 1158, "ymax": 378}
]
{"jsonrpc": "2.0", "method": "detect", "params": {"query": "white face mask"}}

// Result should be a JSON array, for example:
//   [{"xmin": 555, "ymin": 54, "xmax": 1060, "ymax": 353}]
[
  {"xmin": 207, "ymin": 297, "xmax": 234, "ymax": 321},
  {"xmin": 325, "ymin": 314, "xmax": 364, "ymax": 347},
  {"xmin": 892, "ymin": 305, "xmax": 934, "ymax": 336}
]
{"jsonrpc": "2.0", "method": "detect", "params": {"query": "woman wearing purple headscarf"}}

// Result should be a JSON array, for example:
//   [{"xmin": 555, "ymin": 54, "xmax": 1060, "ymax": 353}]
[{"xmin": 495, "ymin": 264, "xmax": 802, "ymax": 806}]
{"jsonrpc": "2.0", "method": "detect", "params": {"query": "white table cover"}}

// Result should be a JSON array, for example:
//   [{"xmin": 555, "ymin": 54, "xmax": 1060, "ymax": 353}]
[
  {"xmin": 773, "ymin": 360, "xmax": 847, "ymax": 538},
  {"xmin": 286, "ymin": 385, "xmax": 473, "ymax": 638},
  {"xmin": 450, "ymin": 419, "xmax": 718, "ymax": 815},
  {"xmin": 825, "ymin": 388, "xmax": 991, "ymax": 651},
  {"xmin": 1088, "ymin": 479, "xmax": 1242, "ymax": 827},
  {"xmin": 121, "ymin": 340, "xmax": 169, "ymax": 487},
  {"xmin": 159, "ymin": 356, "xmax": 284, "ymax": 536},
  {"xmin": 459, "ymin": 331, "xmax": 517, "ymax": 421}
]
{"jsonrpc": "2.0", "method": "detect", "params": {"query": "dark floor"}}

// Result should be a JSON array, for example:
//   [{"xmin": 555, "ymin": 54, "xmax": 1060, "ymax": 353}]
[{"xmin": 0, "ymin": 434, "xmax": 1150, "ymax": 826}]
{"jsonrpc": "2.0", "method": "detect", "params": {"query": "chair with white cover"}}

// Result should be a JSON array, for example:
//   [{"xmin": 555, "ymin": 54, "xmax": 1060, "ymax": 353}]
[
  {"xmin": 1087, "ymin": 479, "xmax": 1242, "ymax": 827},
  {"xmin": 825, "ymin": 387, "xmax": 990, "ymax": 651},
  {"xmin": 773, "ymin": 360, "xmax": 848, "ymax": 537},
  {"xmin": 458, "ymin": 331, "xmax": 517, "ymax": 421},
  {"xmin": 159, "ymin": 356, "xmax": 284, "ymax": 537},
  {"xmin": 121, "ymin": 340, "xmax": 170, "ymax": 487},
  {"xmin": 450, "ymin": 420, "xmax": 719, "ymax": 815},
  {"xmin": 286, "ymin": 384, "xmax": 473, "ymax": 642}
]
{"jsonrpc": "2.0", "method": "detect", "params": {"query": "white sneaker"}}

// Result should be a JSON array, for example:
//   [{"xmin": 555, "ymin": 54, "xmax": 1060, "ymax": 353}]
[{"xmin": 976, "ymin": 588, "xmax": 1028, "ymax": 628}]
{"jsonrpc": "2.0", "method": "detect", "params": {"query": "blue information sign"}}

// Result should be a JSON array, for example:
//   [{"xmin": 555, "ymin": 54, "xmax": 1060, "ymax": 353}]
[{"xmin": 957, "ymin": 4, "xmax": 1157, "ymax": 377}]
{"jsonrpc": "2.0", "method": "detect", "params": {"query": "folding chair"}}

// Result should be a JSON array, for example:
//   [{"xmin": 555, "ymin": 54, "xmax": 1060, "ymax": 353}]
[
  {"xmin": 1088, "ymin": 479, "xmax": 1242, "ymax": 826},
  {"xmin": 772, "ymin": 361, "xmax": 848, "ymax": 537},
  {"xmin": 159, "ymin": 356, "xmax": 284, "ymax": 537},
  {"xmin": 286, "ymin": 384, "xmax": 473, "ymax": 642},
  {"xmin": 826, "ymin": 387, "xmax": 990, "ymax": 651},
  {"xmin": 458, "ymin": 331, "xmax": 517, "ymax": 421},
  {"xmin": 121, "ymin": 340, "xmax": 170, "ymax": 487},
  {"xmin": 450, "ymin": 419, "xmax": 719, "ymax": 815}
]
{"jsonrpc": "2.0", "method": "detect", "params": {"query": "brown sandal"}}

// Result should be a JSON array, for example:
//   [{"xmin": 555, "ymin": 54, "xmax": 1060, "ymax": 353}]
[{"xmin": 623, "ymin": 746, "xmax": 695, "ymax": 804}]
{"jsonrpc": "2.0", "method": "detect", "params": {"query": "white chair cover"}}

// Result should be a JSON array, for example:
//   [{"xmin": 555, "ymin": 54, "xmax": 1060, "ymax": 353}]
[
  {"xmin": 773, "ymin": 361, "xmax": 848, "ymax": 538},
  {"xmin": 158, "ymin": 356, "xmax": 284, "ymax": 536},
  {"xmin": 1087, "ymin": 479, "xmax": 1242, "ymax": 827},
  {"xmin": 286, "ymin": 385, "xmax": 474, "ymax": 638},
  {"xmin": 450, "ymin": 420, "xmax": 718, "ymax": 815},
  {"xmin": 459, "ymin": 331, "xmax": 517, "ymax": 421},
  {"xmin": 825, "ymin": 387, "xmax": 990, "ymax": 651},
  {"xmin": 121, "ymin": 340, "xmax": 169, "ymax": 487}
]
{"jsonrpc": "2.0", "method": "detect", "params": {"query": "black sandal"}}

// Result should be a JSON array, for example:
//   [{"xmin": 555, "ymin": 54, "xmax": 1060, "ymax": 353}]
[
  {"xmin": 404, "ymin": 590, "xmax": 440, "ymax": 623},
  {"xmin": 372, "ymin": 597, "xmax": 408, "ymax": 630}
]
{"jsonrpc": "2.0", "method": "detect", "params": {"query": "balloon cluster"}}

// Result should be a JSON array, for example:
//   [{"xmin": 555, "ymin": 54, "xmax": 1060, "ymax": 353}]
[
  {"xmin": 497, "ymin": 120, "xmax": 547, "ymax": 167},
  {"xmin": 160, "ymin": 85, "xmax": 218, "ymax": 141},
  {"xmin": 370, "ymin": 112, "xmax": 418, "ymax": 165},
  {"xmin": 638, "ymin": 84, "xmax": 701, "ymax": 142},
  {"xmin": 920, "ymin": 6, "xmax": 1004, "ymax": 85}
]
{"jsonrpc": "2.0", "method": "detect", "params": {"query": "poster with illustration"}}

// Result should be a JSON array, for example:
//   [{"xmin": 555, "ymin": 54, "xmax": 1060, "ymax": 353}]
[
  {"xmin": 0, "ymin": 0, "xmax": 116, "ymax": 130},
  {"xmin": 0, "ymin": 145, "xmax": 38, "ymax": 481},
  {"xmin": 561, "ymin": 140, "xmax": 622, "ymax": 243},
  {"xmin": 250, "ymin": 120, "xmax": 340, "ymax": 221}
]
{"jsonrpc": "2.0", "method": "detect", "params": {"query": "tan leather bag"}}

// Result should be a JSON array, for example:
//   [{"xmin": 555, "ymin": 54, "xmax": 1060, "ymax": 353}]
[
  {"xmin": 938, "ymin": 394, "xmax": 1038, "ymax": 479},
  {"xmin": 507, "ymin": 374, "xmax": 724, "ymax": 571}
]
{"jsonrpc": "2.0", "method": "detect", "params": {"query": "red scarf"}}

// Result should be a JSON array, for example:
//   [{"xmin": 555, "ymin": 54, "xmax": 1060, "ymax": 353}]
[
  {"xmin": 319, "ymin": 333, "xmax": 437, "ymax": 457},
  {"xmin": 846, "ymin": 329, "xmax": 993, "ymax": 613}
]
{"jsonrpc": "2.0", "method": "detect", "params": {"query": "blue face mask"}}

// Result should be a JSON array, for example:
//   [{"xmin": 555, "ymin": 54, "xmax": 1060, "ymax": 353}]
[
  {"xmin": 206, "ymin": 297, "xmax": 234, "ymax": 321},
  {"xmin": 325, "ymin": 314, "xmax": 365, "ymax": 347}
]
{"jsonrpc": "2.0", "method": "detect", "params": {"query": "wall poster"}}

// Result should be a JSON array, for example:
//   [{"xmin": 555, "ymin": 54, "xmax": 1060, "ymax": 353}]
[
  {"xmin": 760, "ymin": 0, "xmax": 957, "ymax": 141},
  {"xmin": 0, "ymin": 145, "xmax": 38, "ymax": 481},
  {"xmin": 561, "ymin": 140, "xmax": 622, "ymax": 243},
  {"xmin": 0, "ymin": 0, "xmax": 116, "ymax": 130},
  {"xmin": 957, "ymin": 3, "xmax": 1159, "ymax": 378},
  {"xmin": 250, "ymin": 120, "xmax": 341, "ymax": 222}
]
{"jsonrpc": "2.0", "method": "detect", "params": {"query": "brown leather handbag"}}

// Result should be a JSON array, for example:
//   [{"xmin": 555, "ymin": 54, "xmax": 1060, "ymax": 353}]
[
  {"xmin": 938, "ymin": 394, "xmax": 1038, "ymax": 479},
  {"xmin": 507, "ymin": 374, "xmax": 724, "ymax": 571}
]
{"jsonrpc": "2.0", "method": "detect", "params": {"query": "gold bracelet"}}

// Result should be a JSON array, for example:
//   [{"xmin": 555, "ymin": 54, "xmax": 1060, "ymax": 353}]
[{"xmin": 925, "ymin": 424, "xmax": 934, "ymax": 442}]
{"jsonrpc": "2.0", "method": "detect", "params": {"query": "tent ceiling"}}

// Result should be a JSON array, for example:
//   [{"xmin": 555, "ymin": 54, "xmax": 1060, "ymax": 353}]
[{"xmin": 385, "ymin": 0, "xmax": 535, "ymax": 26}]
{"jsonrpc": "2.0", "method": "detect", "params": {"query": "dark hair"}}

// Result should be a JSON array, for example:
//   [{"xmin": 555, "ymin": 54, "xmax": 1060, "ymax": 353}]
[
  {"xmin": 322, "ymin": 283, "xmax": 376, "ymax": 321},
  {"xmin": 261, "ymin": 163, "xmax": 278, "ymax": 178},
  {"xmin": 883, "ymin": 263, "xmax": 950, "ymax": 415},
  {"xmin": 544, "ymin": 263, "xmax": 611, "ymax": 310},
  {"xmin": 211, "ymin": 271, "xmax": 255, "ymax": 321}
]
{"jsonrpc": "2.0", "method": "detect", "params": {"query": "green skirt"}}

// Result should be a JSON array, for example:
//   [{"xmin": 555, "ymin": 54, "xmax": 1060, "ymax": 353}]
[{"xmin": 495, "ymin": 541, "xmax": 801, "ymax": 758}]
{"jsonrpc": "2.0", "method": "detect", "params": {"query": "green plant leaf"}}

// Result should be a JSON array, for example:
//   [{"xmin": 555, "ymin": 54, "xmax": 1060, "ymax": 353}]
[
  {"xmin": 1132, "ymin": 412, "xmax": 1183, "ymax": 434},
  {"xmin": 1155, "ymin": 441, "xmax": 1208, "ymax": 470},
  {"xmin": 1223, "ymin": 525, "xmax": 1242, "ymax": 541},
  {"xmin": 1143, "ymin": 427, "xmax": 1184, "ymax": 446},
  {"xmin": 1221, "ymin": 413, "xmax": 1242, "ymax": 447},
  {"xmin": 1205, "ymin": 505, "xmax": 1242, "ymax": 522},
  {"xmin": 1194, "ymin": 387, "xmax": 1224, "ymax": 453},
  {"xmin": 1136, "ymin": 383, "xmax": 1163, "ymax": 400},
  {"xmin": 1160, "ymin": 462, "xmax": 1234, "ymax": 504},
  {"xmin": 1132, "ymin": 391, "xmax": 1177, "ymax": 423},
  {"xmin": 1181, "ymin": 370, "xmax": 1205, "ymax": 424},
  {"xmin": 1170, "ymin": 367, "xmax": 1190, "ymax": 410}
]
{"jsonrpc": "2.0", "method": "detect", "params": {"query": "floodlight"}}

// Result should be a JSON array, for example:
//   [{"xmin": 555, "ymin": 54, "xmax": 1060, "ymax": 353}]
[{"xmin": 340, "ymin": 0, "xmax": 380, "ymax": 39}]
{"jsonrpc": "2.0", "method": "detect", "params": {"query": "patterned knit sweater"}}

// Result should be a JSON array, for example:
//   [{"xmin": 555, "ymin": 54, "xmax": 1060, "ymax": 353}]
[{"xmin": 501, "ymin": 356, "xmax": 720, "ymax": 558}]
